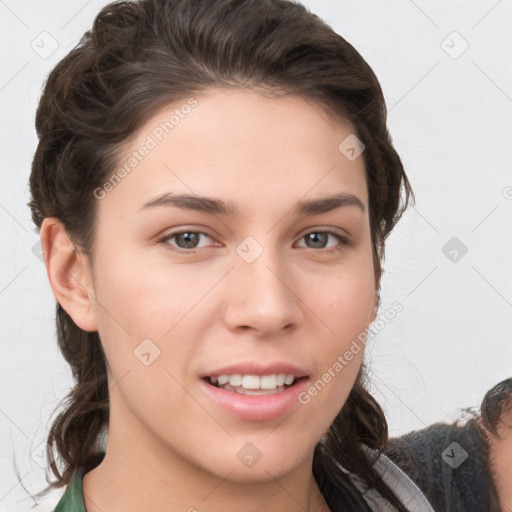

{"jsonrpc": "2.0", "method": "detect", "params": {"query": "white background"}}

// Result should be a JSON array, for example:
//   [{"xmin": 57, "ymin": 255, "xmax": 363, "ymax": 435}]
[{"xmin": 1, "ymin": 0, "xmax": 511, "ymax": 510}]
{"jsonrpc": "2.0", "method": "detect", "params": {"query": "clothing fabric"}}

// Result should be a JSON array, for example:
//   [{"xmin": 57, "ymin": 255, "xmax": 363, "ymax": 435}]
[
  {"xmin": 384, "ymin": 413, "xmax": 502, "ymax": 511},
  {"xmin": 53, "ymin": 463, "xmax": 91, "ymax": 512},
  {"xmin": 341, "ymin": 449, "xmax": 436, "ymax": 511}
]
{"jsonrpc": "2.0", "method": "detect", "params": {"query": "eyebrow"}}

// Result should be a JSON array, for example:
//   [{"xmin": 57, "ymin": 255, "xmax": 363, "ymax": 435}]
[{"xmin": 139, "ymin": 192, "xmax": 366, "ymax": 216}]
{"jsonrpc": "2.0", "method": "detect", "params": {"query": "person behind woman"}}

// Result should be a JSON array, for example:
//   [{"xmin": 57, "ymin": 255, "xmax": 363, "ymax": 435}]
[
  {"xmin": 25, "ymin": 0, "xmax": 510, "ymax": 510},
  {"xmin": 385, "ymin": 376, "xmax": 512, "ymax": 511}
]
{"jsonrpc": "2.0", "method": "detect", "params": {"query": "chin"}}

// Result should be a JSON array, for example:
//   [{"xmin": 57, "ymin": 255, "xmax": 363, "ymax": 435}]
[{"xmin": 202, "ymin": 437, "xmax": 314, "ymax": 484}]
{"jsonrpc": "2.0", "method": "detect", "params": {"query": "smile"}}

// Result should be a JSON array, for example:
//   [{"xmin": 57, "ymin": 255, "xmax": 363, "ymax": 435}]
[
  {"xmin": 199, "ymin": 366, "xmax": 310, "ymax": 421},
  {"xmin": 208, "ymin": 373, "xmax": 298, "ymax": 395}
]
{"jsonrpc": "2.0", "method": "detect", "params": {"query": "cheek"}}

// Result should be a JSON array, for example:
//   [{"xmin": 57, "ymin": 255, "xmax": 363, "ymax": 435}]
[
  {"xmin": 294, "ymin": 261, "xmax": 374, "ymax": 426},
  {"xmin": 90, "ymin": 259, "xmax": 205, "ymax": 415},
  {"xmin": 314, "ymin": 259, "xmax": 375, "ymax": 335},
  {"xmin": 92, "ymin": 252, "xmax": 206, "ymax": 336},
  {"xmin": 90, "ymin": 251, "xmax": 236, "ymax": 415}
]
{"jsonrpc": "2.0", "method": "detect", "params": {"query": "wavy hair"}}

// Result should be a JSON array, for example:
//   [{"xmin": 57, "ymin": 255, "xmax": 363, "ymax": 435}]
[{"xmin": 28, "ymin": 1, "xmax": 416, "ymax": 510}]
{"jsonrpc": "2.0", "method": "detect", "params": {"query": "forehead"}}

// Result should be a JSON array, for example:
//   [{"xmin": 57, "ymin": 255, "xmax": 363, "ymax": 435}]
[{"xmin": 101, "ymin": 87, "xmax": 368, "ymax": 218}]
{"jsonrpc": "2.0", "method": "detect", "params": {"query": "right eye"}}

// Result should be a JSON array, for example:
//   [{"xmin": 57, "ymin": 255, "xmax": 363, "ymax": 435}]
[{"xmin": 158, "ymin": 230, "xmax": 219, "ymax": 252}]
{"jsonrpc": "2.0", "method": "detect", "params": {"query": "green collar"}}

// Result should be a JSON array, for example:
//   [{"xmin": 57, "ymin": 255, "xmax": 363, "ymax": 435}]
[{"xmin": 53, "ymin": 453, "xmax": 106, "ymax": 512}]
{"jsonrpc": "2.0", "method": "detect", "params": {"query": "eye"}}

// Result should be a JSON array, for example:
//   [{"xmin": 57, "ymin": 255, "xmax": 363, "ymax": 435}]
[
  {"xmin": 160, "ymin": 230, "xmax": 216, "ymax": 251},
  {"xmin": 296, "ymin": 230, "xmax": 350, "ymax": 251},
  {"xmin": 158, "ymin": 228, "xmax": 350, "ymax": 253}
]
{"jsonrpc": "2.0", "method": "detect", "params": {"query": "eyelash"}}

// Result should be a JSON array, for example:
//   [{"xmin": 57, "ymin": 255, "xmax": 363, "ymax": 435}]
[{"xmin": 157, "ymin": 228, "xmax": 351, "ymax": 254}]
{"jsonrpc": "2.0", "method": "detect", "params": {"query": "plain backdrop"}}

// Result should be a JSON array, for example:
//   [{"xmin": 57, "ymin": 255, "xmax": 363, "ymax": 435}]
[{"xmin": 1, "ymin": 0, "xmax": 511, "ymax": 510}]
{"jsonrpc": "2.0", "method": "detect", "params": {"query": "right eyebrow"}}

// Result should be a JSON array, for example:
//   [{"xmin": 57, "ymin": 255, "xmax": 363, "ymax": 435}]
[{"xmin": 138, "ymin": 193, "xmax": 239, "ymax": 216}]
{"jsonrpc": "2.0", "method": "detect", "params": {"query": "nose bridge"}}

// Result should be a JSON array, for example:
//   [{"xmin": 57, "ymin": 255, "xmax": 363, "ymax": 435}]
[{"xmin": 226, "ymin": 234, "xmax": 300, "ymax": 334}]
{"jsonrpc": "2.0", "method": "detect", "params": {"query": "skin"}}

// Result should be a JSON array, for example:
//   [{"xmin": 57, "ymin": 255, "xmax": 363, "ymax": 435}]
[
  {"xmin": 41, "ymin": 88, "xmax": 378, "ymax": 512},
  {"xmin": 482, "ymin": 409, "xmax": 512, "ymax": 512}
]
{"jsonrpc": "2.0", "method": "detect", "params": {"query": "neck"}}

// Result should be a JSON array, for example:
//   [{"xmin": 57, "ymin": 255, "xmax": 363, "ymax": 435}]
[
  {"xmin": 83, "ymin": 449, "xmax": 329, "ymax": 512},
  {"xmin": 82, "ymin": 415, "xmax": 330, "ymax": 512}
]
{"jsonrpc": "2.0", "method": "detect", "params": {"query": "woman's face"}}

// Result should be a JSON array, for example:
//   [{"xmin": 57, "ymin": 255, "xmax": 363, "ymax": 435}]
[{"xmin": 88, "ymin": 87, "xmax": 376, "ymax": 481}]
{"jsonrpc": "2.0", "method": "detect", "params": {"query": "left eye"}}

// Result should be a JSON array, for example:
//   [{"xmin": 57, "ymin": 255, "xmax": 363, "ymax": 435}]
[{"xmin": 296, "ymin": 231, "xmax": 349, "ymax": 250}]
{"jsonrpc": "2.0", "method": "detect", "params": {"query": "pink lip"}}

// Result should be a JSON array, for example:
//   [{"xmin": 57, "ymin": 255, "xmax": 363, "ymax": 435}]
[
  {"xmin": 199, "ymin": 376, "xmax": 310, "ymax": 422},
  {"xmin": 200, "ymin": 362, "xmax": 309, "ymax": 378}
]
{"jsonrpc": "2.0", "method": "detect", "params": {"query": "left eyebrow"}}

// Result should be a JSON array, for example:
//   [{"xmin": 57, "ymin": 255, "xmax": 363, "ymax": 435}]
[
  {"xmin": 296, "ymin": 193, "xmax": 366, "ymax": 215},
  {"xmin": 138, "ymin": 192, "xmax": 366, "ymax": 216}
]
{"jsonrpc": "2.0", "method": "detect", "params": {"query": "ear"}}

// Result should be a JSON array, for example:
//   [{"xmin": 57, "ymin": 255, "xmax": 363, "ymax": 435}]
[{"xmin": 40, "ymin": 218, "xmax": 98, "ymax": 332}]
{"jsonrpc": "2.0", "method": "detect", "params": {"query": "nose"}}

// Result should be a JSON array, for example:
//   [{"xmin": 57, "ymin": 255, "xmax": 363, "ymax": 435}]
[{"xmin": 223, "ymin": 240, "xmax": 303, "ymax": 337}]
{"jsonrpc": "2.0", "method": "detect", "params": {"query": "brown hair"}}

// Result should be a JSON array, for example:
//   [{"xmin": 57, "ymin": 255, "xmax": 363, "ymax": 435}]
[
  {"xmin": 28, "ymin": 0, "xmax": 415, "ymax": 510},
  {"xmin": 481, "ymin": 378, "xmax": 512, "ymax": 437}
]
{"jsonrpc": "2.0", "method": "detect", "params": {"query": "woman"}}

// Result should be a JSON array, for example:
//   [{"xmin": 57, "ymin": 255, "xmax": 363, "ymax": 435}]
[{"xmin": 26, "ymin": 0, "xmax": 510, "ymax": 510}]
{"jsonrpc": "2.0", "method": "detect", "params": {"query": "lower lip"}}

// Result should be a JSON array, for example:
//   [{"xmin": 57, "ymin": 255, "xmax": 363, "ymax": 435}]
[{"xmin": 199, "ymin": 378, "xmax": 309, "ymax": 422}]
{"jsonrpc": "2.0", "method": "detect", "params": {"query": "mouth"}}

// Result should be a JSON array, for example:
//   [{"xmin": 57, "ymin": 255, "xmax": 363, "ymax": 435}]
[
  {"xmin": 198, "ymin": 364, "xmax": 310, "ymax": 421},
  {"xmin": 204, "ymin": 374, "xmax": 307, "ymax": 396}
]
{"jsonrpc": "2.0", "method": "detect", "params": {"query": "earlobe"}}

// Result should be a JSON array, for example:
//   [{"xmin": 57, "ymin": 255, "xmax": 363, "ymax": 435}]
[{"xmin": 40, "ymin": 218, "xmax": 98, "ymax": 332}]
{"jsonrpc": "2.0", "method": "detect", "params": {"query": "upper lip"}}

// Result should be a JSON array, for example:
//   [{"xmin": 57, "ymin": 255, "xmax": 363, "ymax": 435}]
[{"xmin": 201, "ymin": 362, "xmax": 309, "ymax": 378}]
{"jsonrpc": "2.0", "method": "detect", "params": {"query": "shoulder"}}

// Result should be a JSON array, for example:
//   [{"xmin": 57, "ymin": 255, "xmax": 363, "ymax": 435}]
[
  {"xmin": 385, "ymin": 415, "xmax": 499, "ymax": 511},
  {"xmin": 384, "ymin": 378, "xmax": 512, "ymax": 512},
  {"xmin": 356, "ymin": 448, "xmax": 437, "ymax": 512}
]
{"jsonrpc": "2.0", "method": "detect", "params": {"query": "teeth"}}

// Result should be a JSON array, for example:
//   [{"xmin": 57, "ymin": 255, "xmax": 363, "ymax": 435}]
[
  {"xmin": 229, "ymin": 374, "xmax": 242, "ymax": 386},
  {"xmin": 218, "ymin": 375, "xmax": 229, "ymax": 385},
  {"xmin": 242, "ymin": 375, "xmax": 261, "ymax": 389},
  {"xmin": 260, "ymin": 375, "xmax": 276, "ymax": 389},
  {"xmin": 284, "ymin": 374, "xmax": 295, "ymax": 385},
  {"xmin": 209, "ymin": 373, "xmax": 297, "ymax": 391}
]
